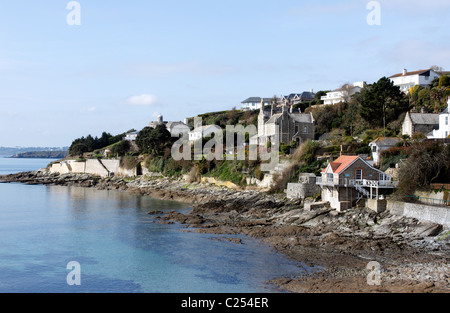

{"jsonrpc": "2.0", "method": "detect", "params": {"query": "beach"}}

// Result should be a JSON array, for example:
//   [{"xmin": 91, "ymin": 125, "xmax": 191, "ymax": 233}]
[{"xmin": 1, "ymin": 170, "xmax": 449, "ymax": 293}]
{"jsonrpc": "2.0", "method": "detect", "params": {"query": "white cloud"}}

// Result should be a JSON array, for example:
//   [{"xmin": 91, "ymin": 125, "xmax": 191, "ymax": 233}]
[{"xmin": 125, "ymin": 94, "xmax": 158, "ymax": 106}]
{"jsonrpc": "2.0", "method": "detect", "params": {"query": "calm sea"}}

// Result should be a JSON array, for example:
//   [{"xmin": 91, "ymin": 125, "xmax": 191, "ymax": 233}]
[{"xmin": 0, "ymin": 156, "xmax": 311, "ymax": 293}]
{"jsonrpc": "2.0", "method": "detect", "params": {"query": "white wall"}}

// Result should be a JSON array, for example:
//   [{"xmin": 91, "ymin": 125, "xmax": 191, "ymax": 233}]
[{"xmin": 431, "ymin": 100, "xmax": 450, "ymax": 139}]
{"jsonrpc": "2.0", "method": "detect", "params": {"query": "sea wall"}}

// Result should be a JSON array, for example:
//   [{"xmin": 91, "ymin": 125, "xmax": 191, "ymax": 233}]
[
  {"xmin": 49, "ymin": 159, "xmax": 136, "ymax": 178},
  {"xmin": 387, "ymin": 200, "xmax": 450, "ymax": 226}
]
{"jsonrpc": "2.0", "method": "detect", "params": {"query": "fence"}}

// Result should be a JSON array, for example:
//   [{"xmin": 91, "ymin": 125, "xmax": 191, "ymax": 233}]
[
  {"xmin": 405, "ymin": 195, "xmax": 450, "ymax": 207},
  {"xmin": 430, "ymin": 183, "xmax": 450, "ymax": 191}
]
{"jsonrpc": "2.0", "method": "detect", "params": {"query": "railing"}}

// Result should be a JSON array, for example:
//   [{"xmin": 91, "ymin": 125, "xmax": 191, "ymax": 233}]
[
  {"xmin": 405, "ymin": 195, "xmax": 450, "ymax": 207},
  {"xmin": 316, "ymin": 176, "xmax": 398, "ymax": 188}
]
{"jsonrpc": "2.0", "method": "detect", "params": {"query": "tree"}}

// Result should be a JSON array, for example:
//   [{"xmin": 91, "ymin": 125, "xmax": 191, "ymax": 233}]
[
  {"xmin": 70, "ymin": 143, "xmax": 88, "ymax": 157},
  {"xmin": 397, "ymin": 142, "xmax": 450, "ymax": 196},
  {"xmin": 430, "ymin": 65, "xmax": 444, "ymax": 72},
  {"xmin": 111, "ymin": 140, "xmax": 131, "ymax": 157},
  {"xmin": 136, "ymin": 124, "xmax": 174, "ymax": 156},
  {"xmin": 136, "ymin": 127, "xmax": 154, "ymax": 154},
  {"xmin": 439, "ymin": 75, "xmax": 450, "ymax": 88},
  {"xmin": 359, "ymin": 77, "xmax": 409, "ymax": 132}
]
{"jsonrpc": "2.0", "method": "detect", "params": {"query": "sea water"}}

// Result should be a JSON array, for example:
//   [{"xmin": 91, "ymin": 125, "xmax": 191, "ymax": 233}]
[{"xmin": 0, "ymin": 157, "xmax": 310, "ymax": 293}]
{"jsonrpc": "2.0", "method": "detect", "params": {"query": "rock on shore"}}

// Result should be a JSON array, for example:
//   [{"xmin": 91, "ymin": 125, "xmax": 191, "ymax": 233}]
[{"xmin": 1, "ymin": 170, "xmax": 449, "ymax": 293}]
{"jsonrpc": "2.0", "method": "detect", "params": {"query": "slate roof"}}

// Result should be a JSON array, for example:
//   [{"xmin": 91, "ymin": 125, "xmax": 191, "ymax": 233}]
[
  {"xmin": 266, "ymin": 112, "xmax": 313, "ymax": 124},
  {"xmin": 369, "ymin": 137, "xmax": 402, "ymax": 147},
  {"xmin": 299, "ymin": 91, "xmax": 315, "ymax": 99},
  {"xmin": 283, "ymin": 92, "xmax": 315, "ymax": 101},
  {"xmin": 409, "ymin": 113, "xmax": 439, "ymax": 125},
  {"xmin": 241, "ymin": 97, "xmax": 272, "ymax": 103}
]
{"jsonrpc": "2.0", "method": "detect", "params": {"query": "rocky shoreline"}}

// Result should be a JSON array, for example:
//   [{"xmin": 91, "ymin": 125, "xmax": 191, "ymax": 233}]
[{"xmin": 1, "ymin": 171, "xmax": 449, "ymax": 293}]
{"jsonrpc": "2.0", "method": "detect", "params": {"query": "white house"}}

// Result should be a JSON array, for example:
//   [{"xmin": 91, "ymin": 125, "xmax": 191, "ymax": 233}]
[
  {"xmin": 149, "ymin": 114, "xmax": 189, "ymax": 135},
  {"xmin": 389, "ymin": 69, "xmax": 441, "ymax": 93},
  {"xmin": 368, "ymin": 137, "xmax": 402, "ymax": 167},
  {"xmin": 430, "ymin": 97, "xmax": 450, "ymax": 139},
  {"xmin": 241, "ymin": 97, "xmax": 272, "ymax": 111},
  {"xmin": 320, "ymin": 82, "xmax": 365, "ymax": 105},
  {"xmin": 188, "ymin": 125, "xmax": 221, "ymax": 142},
  {"xmin": 124, "ymin": 131, "xmax": 138, "ymax": 141}
]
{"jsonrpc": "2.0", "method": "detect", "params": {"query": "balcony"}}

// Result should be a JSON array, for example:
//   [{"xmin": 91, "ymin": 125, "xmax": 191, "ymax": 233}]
[{"xmin": 316, "ymin": 176, "xmax": 398, "ymax": 188}]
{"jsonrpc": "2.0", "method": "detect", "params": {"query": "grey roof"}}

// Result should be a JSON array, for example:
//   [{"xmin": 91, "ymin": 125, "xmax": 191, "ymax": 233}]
[
  {"xmin": 410, "ymin": 113, "xmax": 439, "ymax": 125},
  {"xmin": 266, "ymin": 113, "xmax": 282, "ymax": 124},
  {"xmin": 369, "ymin": 137, "xmax": 402, "ymax": 147},
  {"xmin": 242, "ymin": 97, "xmax": 272, "ymax": 103},
  {"xmin": 284, "ymin": 92, "xmax": 315, "ymax": 101},
  {"xmin": 292, "ymin": 113, "xmax": 314, "ymax": 123},
  {"xmin": 299, "ymin": 91, "xmax": 315, "ymax": 99},
  {"xmin": 266, "ymin": 112, "xmax": 313, "ymax": 124}
]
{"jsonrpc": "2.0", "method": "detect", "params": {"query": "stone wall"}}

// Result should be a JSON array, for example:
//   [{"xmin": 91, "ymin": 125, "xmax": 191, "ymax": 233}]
[
  {"xmin": 49, "ymin": 159, "xmax": 131, "ymax": 178},
  {"xmin": 341, "ymin": 158, "xmax": 381, "ymax": 181},
  {"xmin": 286, "ymin": 180, "xmax": 320, "ymax": 200},
  {"xmin": 246, "ymin": 174, "xmax": 275, "ymax": 189},
  {"xmin": 387, "ymin": 200, "xmax": 450, "ymax": 226}
]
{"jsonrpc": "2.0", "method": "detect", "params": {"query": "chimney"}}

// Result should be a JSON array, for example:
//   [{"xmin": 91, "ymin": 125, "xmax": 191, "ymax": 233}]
[
  {"xmin": 157, "ymin": 114, "xmax": 163, "ymax": 124},
  {"xmin": 310, "ymin": 89, "xmax": 314, "ymax": 93},
  {"xmin": 402, "ymin": 69, "xmax": 407, "ymax": 75},
  {"xmin": 184, "ymin": 118, "xmax": 189, "ymax": 125}
]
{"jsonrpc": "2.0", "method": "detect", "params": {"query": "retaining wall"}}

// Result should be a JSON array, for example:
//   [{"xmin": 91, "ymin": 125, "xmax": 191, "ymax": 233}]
[
  {"xmin": 286, "ymin": 182, "xmax": 320, "ymax": 200},
  {"xmin": 387, "ymin": 200, "xmax": 450, "ymax": 226},
  {"xmin": 49, "ymin": 159, "xmax": 133, "ymax": 178}
]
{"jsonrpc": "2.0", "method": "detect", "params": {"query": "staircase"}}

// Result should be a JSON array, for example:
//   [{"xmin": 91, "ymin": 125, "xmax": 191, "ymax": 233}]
[
  {"xmin": 97, "ymin": 159, "xmax": 112, "ymax": 177},
  {"xmin": 354, "ymin": 183, "xmax": 369, "ymax": 202}
]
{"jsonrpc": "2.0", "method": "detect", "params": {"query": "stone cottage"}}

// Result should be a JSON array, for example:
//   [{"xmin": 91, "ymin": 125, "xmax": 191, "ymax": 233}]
[
  {"xmin": 316, "ymin": 155, "xmax": 397, "ymax": 211},
  {"xmin": 250, "ymin": 100, "xmax": 315, "ymax": 147},
  {"xmin": 401, "ymin": 111, "xmax": 439, "ymax": 138}
]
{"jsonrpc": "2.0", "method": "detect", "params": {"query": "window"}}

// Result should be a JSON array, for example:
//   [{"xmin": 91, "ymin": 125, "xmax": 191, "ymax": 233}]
[
  {"xmin": 295, "ymin": 126, "xmax": 299, "ymax": 133},
  {"xmin": 304, "ymin": 126, "xmax": 308, "ymax": 133},
  {"xmin": 372, "ymin": 146, "xmax": 377, "ymax": 152},
  {"xmin": 446, "ymin": 116, "xmax": 448, "ymax": 126},
  {"xmin": 327, "ymin": 173, "xmax": 334, "ymax": 183},
  {"xmin": 355, "ymin": 169, "xmax": 363, "ymax": 180}
]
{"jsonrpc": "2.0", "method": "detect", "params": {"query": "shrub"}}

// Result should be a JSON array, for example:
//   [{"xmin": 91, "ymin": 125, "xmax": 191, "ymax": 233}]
[{"xmin": 120, "ymin": 155, "xmax": 139, "ymax": 170}]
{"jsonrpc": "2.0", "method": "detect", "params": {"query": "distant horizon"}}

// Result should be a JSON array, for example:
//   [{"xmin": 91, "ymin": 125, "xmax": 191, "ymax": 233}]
[{"xmin": 1, "ymin": 1, "xmax": 449, "ymax": 147}]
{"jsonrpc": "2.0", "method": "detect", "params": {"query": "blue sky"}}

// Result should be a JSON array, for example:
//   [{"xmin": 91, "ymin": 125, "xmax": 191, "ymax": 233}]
[{"xmin": 1, "ymin": 0, "xmax": 449, "ymax": 147}]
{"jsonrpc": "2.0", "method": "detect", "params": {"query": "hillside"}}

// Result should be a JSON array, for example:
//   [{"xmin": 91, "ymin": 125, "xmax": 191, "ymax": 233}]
[{"xmin": 10, "ymin": 151, "xmax": 69, "ymax": 159}]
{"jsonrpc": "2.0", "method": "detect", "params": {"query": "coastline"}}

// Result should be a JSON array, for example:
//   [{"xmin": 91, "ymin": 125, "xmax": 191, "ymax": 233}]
[{"xmin": 1, "ymin": 170, "xmax": 449, "ymax": 293}]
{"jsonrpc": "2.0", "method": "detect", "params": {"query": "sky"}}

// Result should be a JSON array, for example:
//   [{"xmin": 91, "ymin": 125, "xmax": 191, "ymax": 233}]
[{"xmin": 1, "ymin": 0, "xmax": 449, "ymax": 147}]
